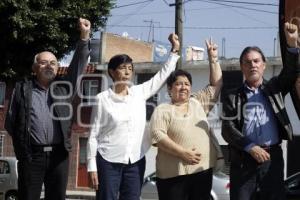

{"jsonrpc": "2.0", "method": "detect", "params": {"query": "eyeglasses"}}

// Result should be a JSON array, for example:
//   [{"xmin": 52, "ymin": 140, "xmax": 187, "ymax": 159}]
[{"xmin": 37, "ymin": 60, "xmax": 58, "ymax": 67}]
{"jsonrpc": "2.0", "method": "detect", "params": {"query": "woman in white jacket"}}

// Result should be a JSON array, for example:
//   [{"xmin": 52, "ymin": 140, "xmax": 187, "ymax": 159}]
[{"xmin": 87, "ymin": 33, "xmax": 180, "ymax": 200}]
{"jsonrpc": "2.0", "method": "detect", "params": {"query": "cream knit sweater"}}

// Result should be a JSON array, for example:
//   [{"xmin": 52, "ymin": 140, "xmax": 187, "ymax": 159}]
[{"xmin": 150, "ymin": 86, "xmax": 219, "ymax": 179}]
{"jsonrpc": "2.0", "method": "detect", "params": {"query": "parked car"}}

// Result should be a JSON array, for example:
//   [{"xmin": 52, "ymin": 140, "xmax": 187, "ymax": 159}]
[
  {"xmin": 141, "ymin": 171, "xmax": 230, "ymax": 200},
  {"xmin": 0, "ymin": 157, "xmax": 18, "ymax": 200},
  {"xmin": 0, "ymin": 157, "xmax": 46, "ymax": 200},
  {"xmin": 285, "ymin": 172, "xmax": 300, "ymax": 200}
]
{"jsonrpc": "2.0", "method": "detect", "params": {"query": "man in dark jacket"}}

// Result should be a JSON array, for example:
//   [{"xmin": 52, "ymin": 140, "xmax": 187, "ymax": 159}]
[
  {"xmin": 221, "ymin": 22, "xmax": 299, "ymax": 200},
  {"xmin": 5, "ymin": 18, "xmax": 91, "ymax": 200}
]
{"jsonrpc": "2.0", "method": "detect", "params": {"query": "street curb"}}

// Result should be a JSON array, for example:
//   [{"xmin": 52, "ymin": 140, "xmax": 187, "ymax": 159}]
[{"xmin": 66, "ymin": 190, "xmax": 95, "ymax": 200}]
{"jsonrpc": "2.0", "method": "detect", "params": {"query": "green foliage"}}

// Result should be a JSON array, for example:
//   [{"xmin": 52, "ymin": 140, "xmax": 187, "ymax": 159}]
[{"xmin": 0, "ymin": 0, "xmax": 114, "ymax": 78}]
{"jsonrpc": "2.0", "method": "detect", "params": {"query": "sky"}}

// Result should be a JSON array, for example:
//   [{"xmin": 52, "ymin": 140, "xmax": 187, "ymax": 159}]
[{"xmin": 99, "ymin": 0, "xmax": 279, "ymax": 59}]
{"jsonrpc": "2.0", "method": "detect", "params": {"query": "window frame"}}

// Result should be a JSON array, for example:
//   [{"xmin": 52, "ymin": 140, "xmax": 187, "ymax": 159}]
[
  {"xmin": 0, "ymin": 82, "xmax": 6, "ymax": 108},
  {"xmin": 0, "ymin": 134, "xmax": 5, "ymax": 157},
  {"xmin": 0, "ymin": 160, "xmax": 9, "ymax": 174},
  {"xmin": 81, "ymin": 79, "xmax": 101, "ymax": 106}
]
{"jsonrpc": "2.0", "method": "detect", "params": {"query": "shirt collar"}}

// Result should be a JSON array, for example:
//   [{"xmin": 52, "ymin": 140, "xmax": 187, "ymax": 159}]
[
  {"xmin": 33, "ymin": 79, "xmax": 48, "ymax": 92},
  {"xmin": 243, "ymin": 82, "xmax": 261, "ymax": 94},
  {"xmin": 108, "ymin": 86, "xmax": 132, "ymax": 102}
]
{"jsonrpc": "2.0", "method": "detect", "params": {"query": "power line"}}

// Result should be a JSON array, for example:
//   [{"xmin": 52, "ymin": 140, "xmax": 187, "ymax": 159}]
[
  {"xmin": 189, "ymin": 0, "xmax": 278, "ymax": 6},
  {"xmin": 110, "ymin": 1, "xmax": 154, "ymax": 26},
  {"xmin": 169, "ymin": 0, "xmax": 277, "ymax": 13},
  {"xmin": 107, "ymin": 24, "xmax": 278, "ymax": 30},
  {"xmin": 144, "ymin": 20, "xmax": 160, "ymax": 42},
  {"xmin": 112, "ymin": 6, "xmax": 224, "ymax": 16},
  {"xmin": 162, "ymin": 0, "xmax": 170, "ymax": 6},
  {"xmin": 230, "ymin": 7, "xmax": 274, "ymax": 26},
  {"xmin": 113, "ymin": 0, "xmax": 154, "ymax": 9},
  {"xmin": 196, "ymin": 0, "xmax": 278, "ymax": 14}
]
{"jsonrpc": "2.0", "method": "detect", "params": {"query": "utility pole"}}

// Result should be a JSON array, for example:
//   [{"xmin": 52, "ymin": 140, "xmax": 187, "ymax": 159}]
[
  {"xmin": 144, "ymin": 20, "xmax": 153, "ymax": 42},
  {"xmin": 144, "ymin": 20, "xmax": 160, "ymax": 43},
  {"xmin": 222, "ymin": 37, "xmax": 226, "ymax": 59},
  {"xmin": 273, "ymin": 37, "xmax": 277, "ymax": 57},
  {"xmin": 175, "ymin": 0, "xmax": 183, "ymax": 69}
]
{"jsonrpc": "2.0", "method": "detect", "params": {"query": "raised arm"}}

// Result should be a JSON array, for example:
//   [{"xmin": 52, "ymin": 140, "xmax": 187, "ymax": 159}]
[
  {"xmin": 285, "ymin": 22, "xmax": 300, "ymax": 119},
  {"xmin": 64, "ymin": 18, "xmax": 91, "ymax": 89},
  {"xmin": 285, "ymin": 22, "xmax": 298, "ymax": 48},
  {"xmin": 293, "ymin": 78, "xmax": 300, "ymax": 119},
  {"xmin": 169, "ymin": 33, "xmax": 180, "ymax": 53},
  {"xmin": 138, "ymin": 33, "xmax": 180, "ymax": 100},
  {"xmin": 275, "ymin": 22, "xmax": 300, "ymax": 96},
  {"xmin": 192, "ymin": 38, "xmax": 223, "ymax": 114},
  {"xmin": 206, "ymin": 37, "xmax": 223, "ymax": 93}
]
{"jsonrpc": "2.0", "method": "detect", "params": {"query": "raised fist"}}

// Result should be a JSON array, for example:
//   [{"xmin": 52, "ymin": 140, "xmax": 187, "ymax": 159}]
[
  {"xmin": 78, "ymin": 18, "xmax": 91, "ymax": 41},
  {"xmin": 284, "ymin": 22, "xmax": 298, "ymax": 48},
  {"xmin": 168, "ymin": 33, "xmax": 180, "ymax": 52}
]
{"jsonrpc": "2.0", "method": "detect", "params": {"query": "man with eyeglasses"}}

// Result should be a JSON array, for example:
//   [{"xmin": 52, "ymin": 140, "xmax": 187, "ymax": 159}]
[
  {"xmin": 5, "ymin": 17, "xmax": 91, "ymax": 200},
  {"xmin": 221, "ymin": 22, "xmax": 300, "ymax": 200}
]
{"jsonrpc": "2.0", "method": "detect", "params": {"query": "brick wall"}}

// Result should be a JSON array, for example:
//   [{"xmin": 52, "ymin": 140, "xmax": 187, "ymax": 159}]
[
  {"xmin": 0, "ymin": 82, "xmax": 15, "ymax": 157},
  {"xmin": 0, "ymin": 82, "xmax": 13, "ymax": 130}
]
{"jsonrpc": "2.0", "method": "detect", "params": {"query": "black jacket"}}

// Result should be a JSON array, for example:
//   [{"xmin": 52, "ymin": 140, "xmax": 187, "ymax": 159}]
[
  {"xmin": 5, "ymin": 40, "xmax": 90, "ymax": 161},
  {"xmin": 221, "ymin": 49, "xmax": 299, "ymax": 163}
]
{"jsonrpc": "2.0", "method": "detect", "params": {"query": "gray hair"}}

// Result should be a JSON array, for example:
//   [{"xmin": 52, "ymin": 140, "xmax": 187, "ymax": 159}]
[
  {"xmin": 32, "ymin": 51, "xmax": 60, "ymax": 67},
  {"xmin": 33, "ymin": 53, "xmax": 39, "ymax": 65}
]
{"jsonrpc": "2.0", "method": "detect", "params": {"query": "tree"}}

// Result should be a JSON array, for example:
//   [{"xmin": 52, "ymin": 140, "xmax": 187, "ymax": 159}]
[{"xmin": 0, "ymin": 0, "xmax": 114, "ymax": 79}]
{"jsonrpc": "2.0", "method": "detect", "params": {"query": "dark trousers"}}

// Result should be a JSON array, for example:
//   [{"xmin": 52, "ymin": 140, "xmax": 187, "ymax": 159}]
[
  {"xmin": 156, "ymin": 168, "xmax": 213, "ymax": 200},
  {"xmin": 96, "ymin": 152, "xmax": 146, "ymax": 200},
  {"xmin": 230, "ymin": 146, "xmax": 285, "ymax": 200},
  {"xmin": 17, "ymin": 145, "xmax": 69, "ymax": 200}
]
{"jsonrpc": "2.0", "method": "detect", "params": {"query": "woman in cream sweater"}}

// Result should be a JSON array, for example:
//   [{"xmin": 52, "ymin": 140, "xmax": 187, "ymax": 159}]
[{"xmin": 150, "ymin": 38, "xmax": 223, "ymax": 200}]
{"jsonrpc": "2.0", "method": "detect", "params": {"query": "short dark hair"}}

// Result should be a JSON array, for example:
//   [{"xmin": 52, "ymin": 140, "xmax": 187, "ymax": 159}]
[
  {"xmin": 107, "ymin": 54, "xmax": 133, "ymax": 79},
  {"xmin": 167, "ymin": 69, "xmax": 192, "ymax": 88},
  {"xmin": 239, "ymin": 46, "xmax": 266, "ymax": 65}
]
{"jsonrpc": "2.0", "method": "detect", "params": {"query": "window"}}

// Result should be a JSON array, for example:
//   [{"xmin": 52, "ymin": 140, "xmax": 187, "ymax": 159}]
[
  {"xmin": 0, "ymin": 160, "xmax": 9, "ymax": 174},
  {"xmin": 0, "ymin": 82, "xmax": 5, "ymax": 107},
  {"xmin": 137, "ymin": 73, "xmax": 158, "ymax": 121},
  {"xmin": 0, "ymin": 135, "xmax": 4, "ymax": 157},
  {"xmin": 81, "ymin": 79, "xmax": 100, "ymax": 105},
  {"xmin": 79, "ymin": 138, "xmax": 88, "ymax": 164}
]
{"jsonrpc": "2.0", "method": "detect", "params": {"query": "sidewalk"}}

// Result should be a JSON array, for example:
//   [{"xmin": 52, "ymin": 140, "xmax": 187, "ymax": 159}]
[{"xmin": 66, "ymin": 190, "xmax": 95, "ymax": 200}]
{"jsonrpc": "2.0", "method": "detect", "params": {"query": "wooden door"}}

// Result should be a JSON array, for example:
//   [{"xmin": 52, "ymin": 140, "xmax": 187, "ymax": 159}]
[{"xmin": 77, "ymin": 137, "xmax": 89, "ymax": 187}]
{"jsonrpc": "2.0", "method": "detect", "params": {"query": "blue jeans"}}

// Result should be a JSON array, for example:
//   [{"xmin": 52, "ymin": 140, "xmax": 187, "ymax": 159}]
[{"xmin": 96, "ymin": 152, "xmax": 146, "ymax": 200}]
